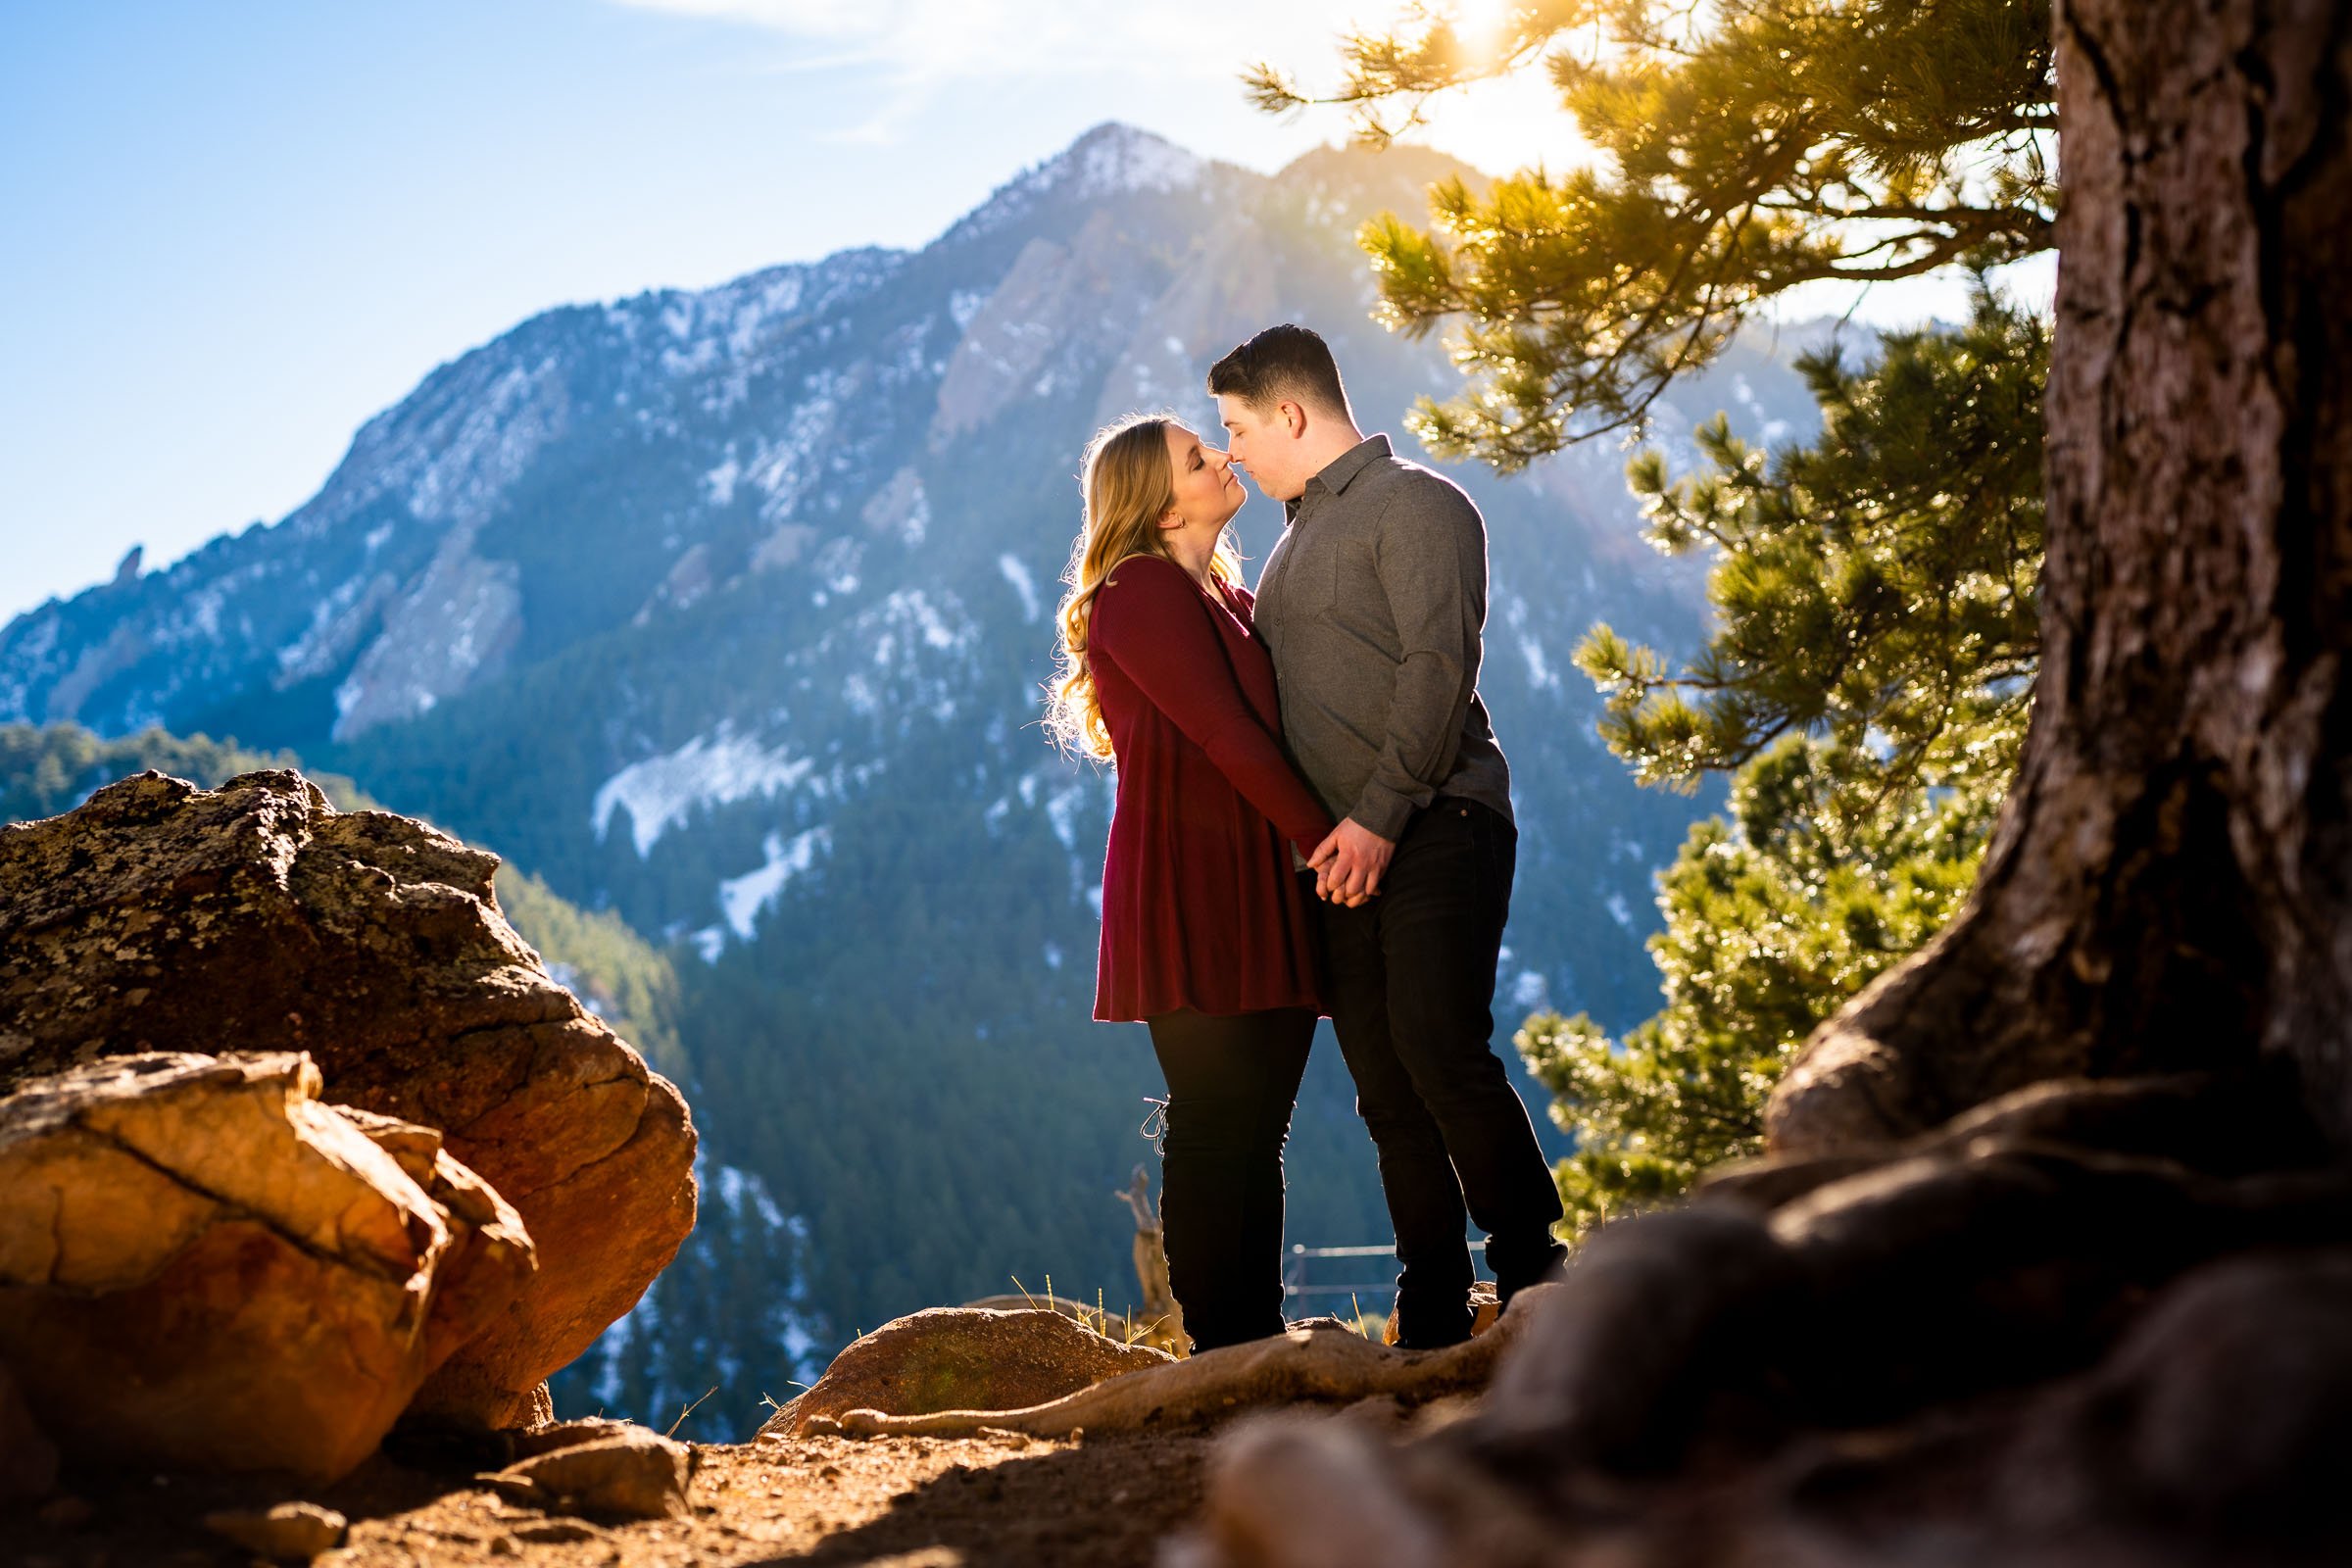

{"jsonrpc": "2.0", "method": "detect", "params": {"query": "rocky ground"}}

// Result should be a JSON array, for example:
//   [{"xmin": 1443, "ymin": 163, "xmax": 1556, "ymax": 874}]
[{"xmin": 9, "ymin": 1426, "xmax": 1232, "ymax": 1568}]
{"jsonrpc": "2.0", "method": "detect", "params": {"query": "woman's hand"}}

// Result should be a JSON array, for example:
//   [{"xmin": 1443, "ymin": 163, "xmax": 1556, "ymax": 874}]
[{"xmin": 1308, "ymin": 818, "xmax": 1393, "ymax": 906}]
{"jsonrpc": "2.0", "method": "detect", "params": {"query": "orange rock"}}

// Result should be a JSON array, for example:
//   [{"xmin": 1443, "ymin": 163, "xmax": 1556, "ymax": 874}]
[
  {"xmin": 0, "ymin": 1053, "xmax": 532, "ymax": 1482},
  {"xmin": 0, "ymin": 770, "xmax": 698, "ymax": 1428}
]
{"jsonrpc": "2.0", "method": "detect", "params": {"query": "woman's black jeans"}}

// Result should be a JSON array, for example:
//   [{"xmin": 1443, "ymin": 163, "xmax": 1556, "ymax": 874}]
[
  {"xmin": 1316, "ymin": 797, "xmax": 1567, "ymax": 1348},
  {"xmin": 1145, "ymin": 1005, "xmax": 1315, "ymax": 1353}
]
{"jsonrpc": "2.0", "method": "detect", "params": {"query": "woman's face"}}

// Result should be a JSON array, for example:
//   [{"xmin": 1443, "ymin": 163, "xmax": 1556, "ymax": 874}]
[{"xmin": 1160, "ymin": 423, "xmax": 1245, "ymax": 535}]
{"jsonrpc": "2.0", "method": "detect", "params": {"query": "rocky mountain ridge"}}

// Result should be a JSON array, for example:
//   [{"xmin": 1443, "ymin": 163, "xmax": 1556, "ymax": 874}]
[{"xmin": 0, "ymin": 121, "xmax": 1835, "ymax": 1434}]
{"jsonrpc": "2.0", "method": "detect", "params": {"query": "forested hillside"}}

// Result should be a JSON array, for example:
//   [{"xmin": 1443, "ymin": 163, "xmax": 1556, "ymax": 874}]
[{"xmin": 0, "ymin": 125, "xmax": 1832, "ymax": 1437}]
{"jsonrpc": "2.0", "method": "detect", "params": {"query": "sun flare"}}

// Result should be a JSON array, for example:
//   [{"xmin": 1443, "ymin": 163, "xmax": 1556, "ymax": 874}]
[{"xmin": 1446, "ymin": 0, "xmax": 1517, "ymax": 60}]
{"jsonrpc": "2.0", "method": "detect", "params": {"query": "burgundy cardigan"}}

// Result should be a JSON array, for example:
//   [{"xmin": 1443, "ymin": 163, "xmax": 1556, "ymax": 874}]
[{"xmin": 1086, "ymin": 555, "xmax": 1333, "ymax": 1022}]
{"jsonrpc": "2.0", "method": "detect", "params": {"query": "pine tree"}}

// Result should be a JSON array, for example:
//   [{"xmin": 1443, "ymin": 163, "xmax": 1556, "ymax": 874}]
[
  {"xmin": 1579, "ymin": 288, "xmax": 2044, "ymax": 818},
  {"xmin": 1249, "ymin": 0, "xmax": 2055, "ymax": 463},
  {"xmin": 1254, "ymin": 3, "xmax": 2056, "ymax": 1221},
  {"xmin": 1521, "ymin": 293, "xmax": 2042, "ymax": 1230}
]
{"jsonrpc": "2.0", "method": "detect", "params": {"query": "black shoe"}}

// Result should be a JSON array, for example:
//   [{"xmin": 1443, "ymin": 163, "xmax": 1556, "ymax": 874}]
[
  {"xmin": 1494, "ymin": 1242, "xmax": 1569, "ymax": 1310},
  {"xmin": 1390, "ymin": 1302, "xmax": 1474, "ymax": 1350}
]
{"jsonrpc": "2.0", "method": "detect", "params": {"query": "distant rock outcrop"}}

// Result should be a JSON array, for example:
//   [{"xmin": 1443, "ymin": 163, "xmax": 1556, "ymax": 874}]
[
  {"xmin": 0, "ymin": 770, "xmax": 698, "ymax": 1428},
  {"xmin": 0, "ymin": 1053, "xmax": 531, "ymax": 1481},
  {"xmin": 760, "ymin": 1306, "xmax": 1171, "ymax": 1438}
]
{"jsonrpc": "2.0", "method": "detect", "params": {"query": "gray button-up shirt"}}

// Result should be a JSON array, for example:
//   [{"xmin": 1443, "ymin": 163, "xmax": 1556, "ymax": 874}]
[{"xmin": 1250, "ymin": 433, "xmax": 1514, "ymax": 842}]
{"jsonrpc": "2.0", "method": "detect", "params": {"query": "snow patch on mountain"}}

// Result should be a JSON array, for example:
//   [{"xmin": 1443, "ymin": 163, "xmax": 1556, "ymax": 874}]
[
  {"xmin": 1058, "ymin": 124, "xmax": 1203, "ymax": 199},
  {"xmin": 406, "ymin": 357, "xmax": 566, "ymax": 526},
  {"xmin": 746, "ymin": 371, "xmax": 845, "ymax": 521},
  {"xmin": 704, "ymin": 453, "xmax": 742, "ymax": 507},
  {"xmin": 0, "ymin": 612, "xmax": 60, "ymax": 720},
  {"xmin": 630, "ymin": 250, "xmax": 903, "ymax": 392},
  {"xmin": 593, "ymin": 726, "xmax": 815, "ymax": 856},
  {"xmin": 1520, "ymin": 634, "xmax": 1558, "ymax": 691},
  {"xmin": 860, "ymin": 467, "xmax": 929, "ymax": 546},
  {"xmin": 868, "ymin": 587, "xmax": 973, "ymax": 663},
  {"xmin": 1044, "ymin": 780, "xmax": 1091, "ymax": 851},
  {"xmin": 1498, "ymin": 594, "xmax": 1561, "ymax": 693},
  {"xmin": 997, "ymin": 554, "xmax": 1042, "ymax": 623},
  {"xmin": 719, "ymin": 826, "xmax": 833, "ymax": 940},
  {"xmin": 950, "ymin": 122, "xmax": 1205, "ymax": 244},
  {"xmin": 813, "ymin": 537, "xmax": 863, "ymax": 597},
  {"xmin": 274, "ymin": 570, "xmax": 394, "ymax": 685}
]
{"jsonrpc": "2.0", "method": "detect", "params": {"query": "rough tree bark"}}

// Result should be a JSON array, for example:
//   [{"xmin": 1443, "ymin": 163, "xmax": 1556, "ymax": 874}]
[{"xmin": 1770, "ymin": 0, "xmax": 2352, "ymax": 1156}]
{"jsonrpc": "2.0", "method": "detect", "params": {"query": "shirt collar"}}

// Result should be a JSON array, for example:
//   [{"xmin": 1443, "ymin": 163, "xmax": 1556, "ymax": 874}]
[
  {"xmin": 1309, "ymin": 433, "xmax": 1391, "ymax": 498},
  {"xmin": 1285, "ymin": 433, "xmax": 1391, "ymax": 523}
]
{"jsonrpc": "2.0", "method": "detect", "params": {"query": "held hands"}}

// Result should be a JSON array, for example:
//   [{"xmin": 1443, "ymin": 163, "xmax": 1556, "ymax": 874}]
[{"xmin": 1308, "ymin": 818, "xmax": 1396, "ymax": 906}]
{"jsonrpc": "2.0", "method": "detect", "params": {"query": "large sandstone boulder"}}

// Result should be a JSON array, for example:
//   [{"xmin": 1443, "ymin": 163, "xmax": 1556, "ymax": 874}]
[
  {"xmin": 760, "ymin": 1306, "xmax": 1172, "ymax": 1437},
  {"xmin": 0, "ymin": 770, "xmax": 698, "ymax": 1427},
  {"xmin": 0, "ymin": 1053, "xmax": 532, "ymax": 1481}
]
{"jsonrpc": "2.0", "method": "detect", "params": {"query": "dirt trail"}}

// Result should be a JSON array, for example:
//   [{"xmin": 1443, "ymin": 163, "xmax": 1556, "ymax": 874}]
[{"xmin": 9, "ymin": 1428, "xmax": 1221, "ymax": 1568}]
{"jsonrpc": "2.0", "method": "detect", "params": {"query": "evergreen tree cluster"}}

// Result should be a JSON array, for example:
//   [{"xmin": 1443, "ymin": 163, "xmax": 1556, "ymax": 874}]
[
  {"xmin": 1527, "ymin": 297, "xmax": 2043, "ymax": 1234},
  {"xmin": 1264, "ymin": 1, "xmax": 2058, "ymax": 1229}
]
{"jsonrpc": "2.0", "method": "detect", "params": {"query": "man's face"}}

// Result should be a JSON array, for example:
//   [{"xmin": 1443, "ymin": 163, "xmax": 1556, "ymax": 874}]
[{"xmin": 1216, "ymin": 393, "xmax": 1304, "ymax": 504}]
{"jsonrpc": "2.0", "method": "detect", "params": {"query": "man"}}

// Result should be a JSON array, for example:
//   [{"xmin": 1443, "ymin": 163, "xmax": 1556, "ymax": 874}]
[{"xmin": 1209, "ymin": 322, "xmax": 1568, "ymax": 1348}]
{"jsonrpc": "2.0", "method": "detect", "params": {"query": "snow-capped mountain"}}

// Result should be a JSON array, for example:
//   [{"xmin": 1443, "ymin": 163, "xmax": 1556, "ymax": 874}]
[{"xmin": 0, "ymin": 122, "xmax": 1828, "ymax": 1434}]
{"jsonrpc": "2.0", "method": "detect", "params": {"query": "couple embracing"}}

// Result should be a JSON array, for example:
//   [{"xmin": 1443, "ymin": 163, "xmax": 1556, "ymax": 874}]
[{"xmin": 1046, "ymin": 323, "xmax": 1567, "ymax": 1353}]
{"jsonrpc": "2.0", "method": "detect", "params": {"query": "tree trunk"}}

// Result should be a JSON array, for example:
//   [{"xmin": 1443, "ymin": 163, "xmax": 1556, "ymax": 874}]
[{"xmin": 1768, "ymin": 0, "xmax": 2352, "ymax": 1156}]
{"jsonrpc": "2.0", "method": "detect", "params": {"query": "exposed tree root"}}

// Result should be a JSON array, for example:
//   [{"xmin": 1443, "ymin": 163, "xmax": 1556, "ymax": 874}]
[
  {"xmin": 822, "ymin": 1304, "xmax": 1546, "ymax": 1440},
  {"xmin": 1177, "ymin": 1074, "xmax": 2352, "ymax": 1565}
]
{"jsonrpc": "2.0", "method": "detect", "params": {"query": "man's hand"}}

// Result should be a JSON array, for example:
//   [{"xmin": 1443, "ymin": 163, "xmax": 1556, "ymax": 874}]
[{"xmin": 1308, "ymin": 818, "xmax": 1396, "ymax": 906}]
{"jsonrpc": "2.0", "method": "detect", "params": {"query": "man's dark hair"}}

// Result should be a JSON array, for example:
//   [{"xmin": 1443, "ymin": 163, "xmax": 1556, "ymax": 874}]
[{"xmin": 1207, "ymin": 323, "xmax": 1351, "ymax": 416}]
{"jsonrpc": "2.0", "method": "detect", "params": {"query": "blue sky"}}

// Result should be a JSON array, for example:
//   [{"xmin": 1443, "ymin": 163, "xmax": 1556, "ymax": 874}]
[{"xmin": 0, "ymin": 1, "xmax": 2008, "ymax": 624}]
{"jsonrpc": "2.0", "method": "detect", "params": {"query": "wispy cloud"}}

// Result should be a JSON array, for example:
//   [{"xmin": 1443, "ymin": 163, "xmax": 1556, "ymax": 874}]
[
  {"xmin": 611, "ymin": 0, "xmax": 1358, "ymax": 87},
  {"xmin": 606, "ymin": 0, "xmax": 1582, "ymax": 171},
  {"xmin": 609, "ymin": 0, "xmax": 1370, "ymax": 145}
]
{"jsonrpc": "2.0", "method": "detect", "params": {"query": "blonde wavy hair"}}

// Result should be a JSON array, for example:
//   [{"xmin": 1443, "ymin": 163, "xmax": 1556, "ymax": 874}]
[{"xmin": 1045, "ymin": 414, "xmax": 1245, "ymax": 760}]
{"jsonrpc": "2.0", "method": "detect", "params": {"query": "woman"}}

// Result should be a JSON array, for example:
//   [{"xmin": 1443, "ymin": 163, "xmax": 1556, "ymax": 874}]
[{"xmin": 1045, "ymin": 413, "xmax": 1335, "ymax": 1353}]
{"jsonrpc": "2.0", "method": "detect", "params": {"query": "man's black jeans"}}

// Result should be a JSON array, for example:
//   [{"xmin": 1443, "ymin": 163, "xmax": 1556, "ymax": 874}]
[
  {"xmin": 1315, "ymin": 798, "xmax": 1567, "ymax": 1347},
  {"xmin": 1145, "ymin": 1005, "xmax": 1315, "ymax": 1352}
]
